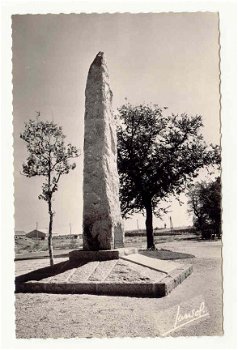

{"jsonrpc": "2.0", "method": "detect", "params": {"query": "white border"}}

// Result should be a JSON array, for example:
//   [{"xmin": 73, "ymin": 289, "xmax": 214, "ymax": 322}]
[{"xmin": 1, "ymin": 1, "xmax": 237, "ymax": 349}]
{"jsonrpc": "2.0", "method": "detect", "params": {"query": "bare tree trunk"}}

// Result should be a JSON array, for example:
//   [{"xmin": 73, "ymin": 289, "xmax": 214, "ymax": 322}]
[
  {"xmin": 48, "ymin": 199, "xmax": 54, "ymax": 266},
  {"xmin": 144, "ymin": 198, "xmax": 155, "ymax": 250}
]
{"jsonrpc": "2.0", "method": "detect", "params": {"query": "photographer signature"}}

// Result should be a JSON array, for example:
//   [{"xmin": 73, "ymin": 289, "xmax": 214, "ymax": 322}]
[{"xmin": 162, "ymin": 301, "xmax": 209, "ymax": 336}]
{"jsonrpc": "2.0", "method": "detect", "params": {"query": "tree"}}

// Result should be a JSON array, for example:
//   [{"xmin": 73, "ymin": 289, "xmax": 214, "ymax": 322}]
[
  {"xmin": 117, "ymin": 103, "xmax": 220, "ymax": 249},
  {"xmin": 187, "ymin": 177, "xmax": 221, "ymax": 239},
  {"xmin": 20, "ymin": 117, "xmax": 79, "ymax": 266}
]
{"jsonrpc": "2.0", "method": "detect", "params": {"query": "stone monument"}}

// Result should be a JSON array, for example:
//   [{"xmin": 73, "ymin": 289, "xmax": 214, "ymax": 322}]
[
  {"xmin": 15, "ymin": 54, "xmax": 193, "ymax": 300},
  {"xmin": 83, "ymin": 52, "xmax": 124, "ymax": 251}
]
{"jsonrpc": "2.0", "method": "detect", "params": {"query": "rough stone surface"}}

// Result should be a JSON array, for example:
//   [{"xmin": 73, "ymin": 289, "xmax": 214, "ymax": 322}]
[
  {"xmin": 88, "ymin": 260, "xmax": 118, "ymax": 281},
  {"xmin": 15, "ymin": 259, "xmax": 192, "ymax": 297},
  {"xmin": 69, "ymin": 249, "xmax": 120, "ymax": 262},
  {"xmin": 69, "ymin": 248, "xmax": 138, "ymax": 262},
  {"xmin": 83, "ymin": 52, "xmax": 124, "ymax": 250}
]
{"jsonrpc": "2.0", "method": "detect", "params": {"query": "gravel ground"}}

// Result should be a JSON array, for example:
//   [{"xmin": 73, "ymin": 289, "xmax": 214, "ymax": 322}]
[{"xmin": 15, "ymin": 240, "xmax": 223, "ymax": 338}]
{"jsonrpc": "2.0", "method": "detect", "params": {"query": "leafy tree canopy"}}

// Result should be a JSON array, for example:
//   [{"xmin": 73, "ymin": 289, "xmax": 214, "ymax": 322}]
[
  {"xmin": 21, "ymin": 119, "xmax": 79, "ymax": 202},
  {"xmin": 187, "ymin": 177, "xmax": 221, "ymax": 238},
  {"xmin": 20, "ymin": 118, "xmax": 79, "ymax": 265},
  {"xmin": 117, "ymin": 103, "xmax": 220, "ymax": 248},
  {"xmin": 117, "ymin": 103, "xmax": 220, "ymax": 217}
]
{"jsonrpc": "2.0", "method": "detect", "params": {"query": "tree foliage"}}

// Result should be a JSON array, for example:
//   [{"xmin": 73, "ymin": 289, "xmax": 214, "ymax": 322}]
[
  {"xmin": 187, "ymin": 177, "xmax": 221, "ymax": 239},
  {"xmin": 117, "ymin": 103, "xmax": 220, "ymax": 248},
  {"xmin": 20, "ymin": 118, "xmax": 79, "ymax": 265}
]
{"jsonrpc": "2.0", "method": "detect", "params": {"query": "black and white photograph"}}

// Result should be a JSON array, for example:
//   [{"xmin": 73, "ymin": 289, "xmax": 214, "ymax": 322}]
[{"xmin": 0, "ymin": 0, "xmax": 237, "ymax": 348}]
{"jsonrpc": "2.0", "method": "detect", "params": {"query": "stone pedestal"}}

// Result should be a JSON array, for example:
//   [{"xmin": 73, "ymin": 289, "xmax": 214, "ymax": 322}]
[
  {"xmin": 69, "ymin": 248, "xmax": 138, "ymax": 262},
  {"xmin": 83, "ymin": 52, "xmax": 124, "ymax": 250}
]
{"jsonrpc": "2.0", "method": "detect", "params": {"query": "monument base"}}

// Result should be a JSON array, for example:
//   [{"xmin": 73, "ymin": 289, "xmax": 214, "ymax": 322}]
[
  {"xmin": 69, "ymin": 248, "xmax": 138, "ymax": 262},
  {"xmin": 15, "ymin": 253, "xmax": 193, "ymax": 298}
]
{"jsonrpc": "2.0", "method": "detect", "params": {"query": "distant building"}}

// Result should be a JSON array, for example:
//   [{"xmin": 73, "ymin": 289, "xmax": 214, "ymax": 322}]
[
  {"xmin": 26, "ymin": 229, "xmax": 46, "ymax": 240},
  {"xmin": 53, "ymin": 233, "xmax": 82, "ymax": 240},
  {"xmin": 15, "ymin": 230, "xmax": 26, "ymax": 239}
]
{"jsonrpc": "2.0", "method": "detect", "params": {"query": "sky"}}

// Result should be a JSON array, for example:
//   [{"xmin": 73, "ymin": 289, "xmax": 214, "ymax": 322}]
[{"xmin": 12, "ymin": 13, "xmax": 220, "ymax": 234}]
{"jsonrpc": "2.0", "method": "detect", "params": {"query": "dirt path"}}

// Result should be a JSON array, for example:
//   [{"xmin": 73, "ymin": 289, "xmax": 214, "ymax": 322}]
[{"xmin": 15, "ymin": 240, "xmax": 223, "ymax": 338}]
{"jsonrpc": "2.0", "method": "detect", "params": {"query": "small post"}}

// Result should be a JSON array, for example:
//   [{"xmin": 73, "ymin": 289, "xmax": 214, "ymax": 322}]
[{"xmin": 169, "ymin": 216, "xmax": 173, "ymax": 233}]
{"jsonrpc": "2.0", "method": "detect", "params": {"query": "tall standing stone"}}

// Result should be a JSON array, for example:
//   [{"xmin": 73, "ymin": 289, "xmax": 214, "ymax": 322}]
[{"xmin": 83, "ymin": 52, "xmax": 124, "ymax": 251}]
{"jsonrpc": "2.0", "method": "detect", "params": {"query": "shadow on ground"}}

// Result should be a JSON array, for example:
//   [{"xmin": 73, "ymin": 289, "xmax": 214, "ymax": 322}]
[
  {"xmin": 16, "ymin": 249, "xmax": 195, "ymax": 286},
  {"xmin": 15, "ymin": 260, "xmax": 82, "ymax": 284}
]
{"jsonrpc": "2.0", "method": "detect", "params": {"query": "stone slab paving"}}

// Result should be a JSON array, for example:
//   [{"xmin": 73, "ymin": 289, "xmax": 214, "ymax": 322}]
[
  {"xmin": 121, "ymin": 254, "xmax": 181, "ymax": 273},
  {"xmin": 15, "ymin": 254, "xmax": 192, "ymax": 297},
  {"xmin": 88, "ymin": 259, "xmax": 118, "ymax": 281},
  {"xmin": 69, "ymin": 261, "xmax": 100, "ymax": 282},
  {"xmin": 121, "ymin": 259, "xmax": 166, "ymax": 282},
  {"xmin": 105, "ymin": 260, "xmax": 151, "ymax": 283},
  {"xmin": 40, "ymin": 268, "xmax": 79, "ymax": 283},
  {"xmin": 16, "ymin": 259, "xmax": 168, "ymax": 284}
]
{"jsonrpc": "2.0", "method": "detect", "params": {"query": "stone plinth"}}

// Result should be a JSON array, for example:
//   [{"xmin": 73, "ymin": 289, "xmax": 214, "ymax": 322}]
[
  {"xmin": 69, "ymin": 248, "xmax": 138, "ymax": 262},
  {"xmin": 15, "ymin": 255, "xmax": 193, "ymax": 297},
  {"xmin": 69, "ymin": 250, "xmax": 119, "ymax": 262},
  {"xmin": 83, "ymin": 52, "xmax": 124, "ymax": 250}
]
